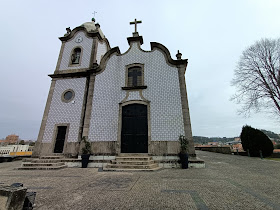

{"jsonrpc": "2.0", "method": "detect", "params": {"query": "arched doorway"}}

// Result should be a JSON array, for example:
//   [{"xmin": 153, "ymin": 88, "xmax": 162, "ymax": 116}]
[{"xmin": 121, "ymin": 104, "xmax": 148, "ymax": 153}]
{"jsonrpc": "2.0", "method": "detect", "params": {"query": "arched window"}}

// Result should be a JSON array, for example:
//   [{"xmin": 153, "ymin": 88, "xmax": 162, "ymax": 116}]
[{"xmin": 71, "ymin": 48, "xmax": 81, "ymax": 64}]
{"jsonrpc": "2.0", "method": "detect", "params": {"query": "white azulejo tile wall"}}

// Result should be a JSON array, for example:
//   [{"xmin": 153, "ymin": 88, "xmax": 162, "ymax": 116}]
[
  {"xmin": 89, "ymin": 42, "xmax": 185, "ymax": 142},
  {"xmin": 126, "ymin": 91, "xmax": 142, "ymax": 101},
  {"xmin": 42, "ymin": 78, "xmax": 86, "ymax": 143},
  {"xmin": 59, "ymin": 31, "xmax": 93, "ymax": 71},
  {"xmin": 88, "ymin": 57, "xmax": 126, "ymax": 142},
  {"xmin": 96, "ymin": 40, "xmax": 108, "ymax": 64}
]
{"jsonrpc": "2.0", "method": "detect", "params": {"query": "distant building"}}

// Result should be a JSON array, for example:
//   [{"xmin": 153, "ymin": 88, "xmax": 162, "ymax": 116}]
[
  {"xmin": 232, "ymin": 143, "xmax": 244, "ymax": 152},
  {"xmin": 208, "ymin": 142, "xmax": 219, "ymax": 146},
  {"xmin": 23, "ymin": 140, "xmax": 36, "ymax": 145},
  {"xmin": 0, "ymin": 134, "xmax": 19, "ymax": 144},
  {"xmin": 274, "ymin": 149, "xmax": 280, "ymax": 153},
  {"xmin": 234, "ymin": 137, "xmax": 240, "ymax": 141},
  {"xmin": 0, "ymin": 145, "xmax": 33, "ymax": 156},
  {"xmin": 225, "ymin": 139, "xmax": 243, "ymax": 152}
]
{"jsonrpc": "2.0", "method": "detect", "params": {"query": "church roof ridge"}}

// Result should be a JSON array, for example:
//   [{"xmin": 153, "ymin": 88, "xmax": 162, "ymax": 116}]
[
  {"xmin": 95, "ymin": 41, "xmax": 188, "ymax": 75},
  {"xmin": 59, "ymin": 20, "xmax": 105, "ymax": 42},
  {"xmin": 150, "ymin": 42, "xmax": 188, "ymax": 66}
]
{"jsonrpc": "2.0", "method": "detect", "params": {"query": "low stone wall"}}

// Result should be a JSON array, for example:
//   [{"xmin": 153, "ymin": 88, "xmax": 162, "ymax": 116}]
[
  {"xmin": 195, "ymin": 146, "xmax": 232, "ymax": 154},
  {"xmin": 0, "ymin": 156, "xmax": 16, "ymax": 163},
  {"xmin": 233, "ymin": 151, "xmax": 280, "ymax": 158},
  {"xmin": 67, "ymin": 155, "xmax": 205, "ymax": 168},
  {"xmin": 268, "ymin": 153, "xmax": 280, "ymax": 158},
  {"xmin": 34, "ymin": 141, "xmax": 192, "ymax": 157},
  {"xmin": 233, "ymin": 151, "xmax": 248, "ymax": 156}
]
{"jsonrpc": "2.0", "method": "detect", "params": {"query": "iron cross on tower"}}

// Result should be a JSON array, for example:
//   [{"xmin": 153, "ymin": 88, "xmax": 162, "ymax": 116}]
[
  {"xmin": 92, "ymin": 11, "xmax": 97, "ymax": 22},
  {"xmin": 130, "ymin": 18, "xmax": 142, "ymax": 33}
]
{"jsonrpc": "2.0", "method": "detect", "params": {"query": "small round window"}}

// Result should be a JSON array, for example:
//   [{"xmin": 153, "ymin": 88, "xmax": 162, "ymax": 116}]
[
  {"xmin": 64, "ymin": 91, "xmax": 73, "ymax": 100},
  {"xmin": 62, "ymin": 89, "xmax": 75, "ymax": 102}
]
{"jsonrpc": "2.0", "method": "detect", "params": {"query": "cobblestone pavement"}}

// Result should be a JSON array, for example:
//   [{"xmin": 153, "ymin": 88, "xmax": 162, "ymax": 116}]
[{"xmin": 1, "ymin": 151, "xmax": 280, "ymax": 210}]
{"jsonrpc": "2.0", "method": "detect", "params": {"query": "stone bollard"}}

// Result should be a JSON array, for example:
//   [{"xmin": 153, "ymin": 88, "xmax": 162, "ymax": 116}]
[{"xmin": 0, "ymin": 184, "xmax": 27, "ymax": 210}]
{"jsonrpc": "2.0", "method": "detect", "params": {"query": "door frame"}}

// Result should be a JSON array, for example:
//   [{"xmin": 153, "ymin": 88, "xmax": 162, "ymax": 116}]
[
  {"xmin": 117, "ymin": 100, "xmax": 151, "ymax": 154},
  {"xmin": 51, "ymin": 123, "xmax": 70, "ymax": 154}
]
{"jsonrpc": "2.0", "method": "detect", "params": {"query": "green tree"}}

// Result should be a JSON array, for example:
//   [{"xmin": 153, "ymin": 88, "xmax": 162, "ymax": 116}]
[
  {"xmin": 240, "ymin": 125, "xmax": 274, "ymax": 157},
  {"xmin": 29, "ymin": 142, "xmax": 35, "ymax": 146}
]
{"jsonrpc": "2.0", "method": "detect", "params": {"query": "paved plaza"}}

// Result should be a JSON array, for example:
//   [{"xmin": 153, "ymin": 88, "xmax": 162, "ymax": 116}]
[{"xmin": 1, "ymin": 150, "xmax": 280, "ymax": 210}]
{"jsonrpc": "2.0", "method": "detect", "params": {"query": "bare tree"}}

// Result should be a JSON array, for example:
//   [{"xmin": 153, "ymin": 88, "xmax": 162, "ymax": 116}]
[{"xmin": 231, "ymin": 38, "xmax": 280, "ymax": 117}]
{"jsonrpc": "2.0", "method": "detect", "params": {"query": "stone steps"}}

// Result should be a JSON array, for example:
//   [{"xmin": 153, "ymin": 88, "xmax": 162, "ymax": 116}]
[
  {"xmin": 103, "ymin": 166, "xmax": 162, "ymax": 172},
  {"xmin": 40, "ymin": 155, "xmax": 64, "ymax": 159},
  {"xmin": 104, "ymin": 155, "xmax": 161, "ymax": 171},
  {"xmin": 31, "ymin": 159, "xmax": 61, "ymax": 163},
  {"xmin": 106, "ymin": 163, "xmax": 159, "ymax": 169},
  {"xmin": 118, "ymin": 153, "xmax": 149, "ymax": 157},
  {"xmin": 22, "ymin": 158, "xmax": 37, "ymax": 162},
  {"xmin": 17, "ymin": 154, "xmax": 68, "ymax": 170},
  {"xmin": 115, "ymin": 156, "xmax": 152, "ymax": 162},
  {"xmin": 111, "ymin": 160, "xmax": 155, "ymax": 165},
  {"xmin": 17, "ymin": 165, "xmax": 67, "ymax": 170},
  {"xmin": 22, "ymin": 162, "xmax": 65, "ymax": 167}
]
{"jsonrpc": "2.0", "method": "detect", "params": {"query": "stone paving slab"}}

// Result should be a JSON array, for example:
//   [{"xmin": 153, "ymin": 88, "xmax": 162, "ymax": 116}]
[{"xmin": 0, "ymin": 150, "xmax": 280, "ymax": 209}]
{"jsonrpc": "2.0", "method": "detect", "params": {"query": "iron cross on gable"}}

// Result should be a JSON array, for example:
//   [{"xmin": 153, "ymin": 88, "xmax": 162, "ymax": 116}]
[{"xmin": 130, "ymin": 18, "xmax": 142, "ymax": 33}]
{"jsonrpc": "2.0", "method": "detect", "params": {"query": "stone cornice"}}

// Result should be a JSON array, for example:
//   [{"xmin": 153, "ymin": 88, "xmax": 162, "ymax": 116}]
[
  {"xmin": 150, "ymin": 42, "xmax": 188, "ymax": 67},
  {"xmin": 48, "ymin": 41, "xmax": 188, "ymax": 79},
  {"xmin": 121, "ymin": 86, "xmax": 147, "ymax": 90},
  {"xmin": 93, "ymin": 47, "xmax": 121, "ymax": 74},
  {"xmin": 127, "ymin": 36, "xmax": 143, "ymax": 45},
  {"xmin": 49, "ymin": 71, "xmax": 91, "ymax": 79},
  {"xmin": 59, "ymin": 26, "xmax": 104, "ymax": 42}
]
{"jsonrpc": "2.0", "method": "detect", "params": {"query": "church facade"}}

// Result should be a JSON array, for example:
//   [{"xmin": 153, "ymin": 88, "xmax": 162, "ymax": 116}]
[{"xmin": 33, "ymin": 19, "xmax": 196, "ymax": 158}]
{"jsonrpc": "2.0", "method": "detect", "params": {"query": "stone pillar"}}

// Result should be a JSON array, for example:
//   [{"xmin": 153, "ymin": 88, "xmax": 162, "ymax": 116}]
[
  {"xmin": 81, "ymin": 75, "xmax": 95, "ymax": 138},
  {"xmin": 177, "ymin": 65, "xmax": 196, "ymax": 157},
  {"xmin": 33, "ymin": 79, "xmax": 57, "ymax": 157},
  {"xmin": 54, "ymin": 42, "xmax": 66, "ymax": 72}
]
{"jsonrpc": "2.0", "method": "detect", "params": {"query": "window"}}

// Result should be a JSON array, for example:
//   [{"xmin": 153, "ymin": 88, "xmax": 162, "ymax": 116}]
[
  {"xmin": 61, "ymin": 89, "xmax": 75, "ymax": 103},
  {"xmin": 122, "ymin": 64, "xmax": 147, "ymax": 90},
  {"xmin": 64, "ymin": 91, "xmax": 73, "ymax": 101},
  {"xmin": 128, "ymin": 66, "xmax": 142, "ymax": 87},
  {"xmin": 71, "ymin": 48, "xmax": 81, "ymax": 64}
]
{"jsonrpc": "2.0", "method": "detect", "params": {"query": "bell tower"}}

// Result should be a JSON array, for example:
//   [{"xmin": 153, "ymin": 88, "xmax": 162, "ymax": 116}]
[
  {"xmin": 33, "ymin": 18, "xmax": 110, "ymax": 157},
  {"xmin": 55, "ymin": 18, "xmax": 110, "ymax": 73}
]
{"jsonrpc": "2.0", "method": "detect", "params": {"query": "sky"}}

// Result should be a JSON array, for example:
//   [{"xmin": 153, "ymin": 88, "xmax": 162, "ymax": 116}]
[{"xmin": 0, "ymin": 0, "xmax": 280, "ymax": 140}]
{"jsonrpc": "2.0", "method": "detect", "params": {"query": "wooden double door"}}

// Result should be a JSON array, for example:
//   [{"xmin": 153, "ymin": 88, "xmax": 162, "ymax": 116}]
[{"xmin": 121, "ymin": 104, "xmax": 148, "ymax": 153}]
